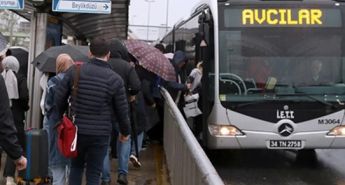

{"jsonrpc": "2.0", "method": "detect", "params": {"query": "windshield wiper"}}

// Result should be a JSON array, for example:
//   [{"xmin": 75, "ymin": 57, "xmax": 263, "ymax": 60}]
[
  {"xmin": 233, "ymin": 93, "xmax": 341, "ymax": 109},
  {"xmin": 278, "ymin": 92, "xmax": 338, "ymax": 108},
  {"xmin": 232, "ymin": 99, "xmax": 278, "ymax": 109}
]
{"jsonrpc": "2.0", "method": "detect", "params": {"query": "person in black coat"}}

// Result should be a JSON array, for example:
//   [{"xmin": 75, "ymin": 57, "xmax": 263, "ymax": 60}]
[
  {"xmin": 134, "ymin": 65, "xmax": 162, "ymax": 140},
  {"xmin": 55, "ymin": 38, "xmax": 131, "ymax": 185},
  {"xmin": 101, "ymin": 39, "xmax": 142, "ymax": 184},
  {"xmin": 108, "ymin": 39, "xmax": 141, "ymax": 95},
  {"xmin": 1, "ymin": 56, "xmax": 29, "ymax": 184},
  {"xmin": 0, "ymin": 75, "xmax": 27, "ymax": 171}
]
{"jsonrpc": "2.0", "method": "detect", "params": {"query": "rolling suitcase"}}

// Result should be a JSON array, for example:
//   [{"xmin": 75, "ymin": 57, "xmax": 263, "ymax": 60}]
[{"xmin": 17, "ymin": 129, "xmax": 50, "ymax": 185}]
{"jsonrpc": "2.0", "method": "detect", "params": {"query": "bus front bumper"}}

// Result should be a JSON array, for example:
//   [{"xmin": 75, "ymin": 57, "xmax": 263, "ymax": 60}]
[{"xmin": 207, "ymin": 130, "xmax": 345, "ymax": 149}]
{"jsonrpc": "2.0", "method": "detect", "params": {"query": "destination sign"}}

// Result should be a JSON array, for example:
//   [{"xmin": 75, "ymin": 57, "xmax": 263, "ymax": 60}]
[
  {"xmin": 0, "ymin": 0, "xmax": 24, "ymax": 10},
  {"xmin": 53, "ymin": 0, "xmax": 111, "ymax": 14},
  {"xmin": 224, "ymin": 8, "xmax": 342, "ymax": 27}
]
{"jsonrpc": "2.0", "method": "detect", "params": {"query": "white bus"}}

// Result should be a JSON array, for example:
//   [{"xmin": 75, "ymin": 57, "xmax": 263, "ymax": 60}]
[{"xmin": 161, "ymin": 0, "xmax": 345, "ymax": 150}]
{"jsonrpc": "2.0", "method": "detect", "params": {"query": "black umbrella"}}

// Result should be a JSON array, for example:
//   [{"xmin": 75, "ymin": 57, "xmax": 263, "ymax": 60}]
[
  {"xmin": 9, "ymin": 47, "xmax": 28, "ymax": 77},
  {"xmin": 32, "ymin": 45, "xmax": 89, "ymax": 73}
]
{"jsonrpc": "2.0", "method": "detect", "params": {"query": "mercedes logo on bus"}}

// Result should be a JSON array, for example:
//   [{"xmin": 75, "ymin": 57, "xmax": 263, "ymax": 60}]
[{"xmin": 278, "ymin": 123, "xmax": 294, "ymax": 137}]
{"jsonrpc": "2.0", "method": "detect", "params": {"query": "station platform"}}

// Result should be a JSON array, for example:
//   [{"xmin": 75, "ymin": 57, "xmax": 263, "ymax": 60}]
[
  {"xmin": 0, "ymin": 143, "xmax": 170, "ymax": 185},
  {"xmin": 108, "ymin": 143, "xmax": 170, "ymax": 185}
]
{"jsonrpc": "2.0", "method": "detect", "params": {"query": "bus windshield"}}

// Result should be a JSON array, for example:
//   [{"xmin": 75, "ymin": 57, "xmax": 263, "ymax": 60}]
[{"xmin": 218, "ymin": 4, "xmax": 345, "ymax": 103}]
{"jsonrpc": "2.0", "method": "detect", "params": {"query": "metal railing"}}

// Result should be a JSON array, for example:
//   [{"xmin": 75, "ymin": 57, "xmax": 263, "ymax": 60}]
[{"xmin": 161, "ymin": 88, "xmax": 224, "ymax": 185}]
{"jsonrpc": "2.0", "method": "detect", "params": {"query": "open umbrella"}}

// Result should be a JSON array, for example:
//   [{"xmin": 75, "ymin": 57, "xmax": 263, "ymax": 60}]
[
  {"xmin": 9, "ymin": 47, "xmax": 28, "ymax": 77},
  {"xmin": 32, "ymin": 45, "xmax": 89, "ymax": 73},
  {"xmin": 0, "ymin": 33, "xmax": 8, "ymax": 56},
  {"xmin": 124, "ymin": 40, "xmax": 176, "ymax": 82}
]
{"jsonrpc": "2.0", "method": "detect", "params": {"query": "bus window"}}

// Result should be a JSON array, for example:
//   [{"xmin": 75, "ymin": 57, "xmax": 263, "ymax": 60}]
[{"xmin": 245, "ymin": 57, "xmax": 271, "ymax": 89}]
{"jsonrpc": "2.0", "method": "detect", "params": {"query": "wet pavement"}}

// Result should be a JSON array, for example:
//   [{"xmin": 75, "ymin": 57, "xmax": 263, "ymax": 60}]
[
  {"xmin": 0, "ymin": 143, "xmax": 170, "ymax": 185},
  {"xmin": 210, "ymin": 149, "xmax": 345, "ymax": 185},
  {"xmin": 112, "ymin": 144, "xmax": 170, "ymax": 185}
]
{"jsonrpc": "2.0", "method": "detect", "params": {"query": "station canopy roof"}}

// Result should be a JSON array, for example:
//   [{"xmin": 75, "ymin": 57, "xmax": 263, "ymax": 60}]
[{"xmin": 15, "ymin": 0, "xmax": 129, "ymax": 41}]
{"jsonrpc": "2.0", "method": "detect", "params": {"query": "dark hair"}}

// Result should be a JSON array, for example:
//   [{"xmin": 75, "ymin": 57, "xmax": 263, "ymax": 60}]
[
  {"xmin": 90, "ymin": 38, "xmax": 110, "ymax": 58},
  {"xmin": 154, "ymin": 44, "xmax": 165, "ymax": 53}
]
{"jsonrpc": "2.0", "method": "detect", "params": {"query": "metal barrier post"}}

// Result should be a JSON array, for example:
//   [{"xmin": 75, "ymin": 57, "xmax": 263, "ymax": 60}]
[
  {"xmin": 27, "ymin": 12, "xmax": 47, "ymax": 129},
  {"xmin": 161, "ymin": 88, "xmax": 224, "ymax": 185}
]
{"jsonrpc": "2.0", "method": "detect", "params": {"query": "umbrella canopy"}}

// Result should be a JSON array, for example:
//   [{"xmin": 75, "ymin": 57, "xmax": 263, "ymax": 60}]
[
  {"xmin": 9, "ymin": 47, "xmax": 28, "ymax": 77},
  {"xmin": 124, "ymin": 40, "xmax": 176, "ymax": 82},
  {"xmin": 32, "ymin": 45, "xmax": 89, "ymax": 73},
  {"xmin": 0, "ymin": 33, "xmax": 8, "ymax": 56}
]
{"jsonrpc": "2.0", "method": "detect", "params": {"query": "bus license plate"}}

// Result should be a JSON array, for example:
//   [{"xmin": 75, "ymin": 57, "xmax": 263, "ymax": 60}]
[{"xmin": 268, "ymin": 140, "xmax": 302, "ymax": 149}]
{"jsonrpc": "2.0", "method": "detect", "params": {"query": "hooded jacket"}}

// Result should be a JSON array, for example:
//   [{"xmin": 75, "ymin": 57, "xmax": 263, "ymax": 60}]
[
  {"xmin": 165, "ymin": 50, "xmax": 188, "ymax": 101},
  {"xmin": 109, "ymin": 39, "xmax": 145, "ymax": 134},
  {"xmin": 109, "ymin": 39, "xmax": 141, "ymax": 95}
]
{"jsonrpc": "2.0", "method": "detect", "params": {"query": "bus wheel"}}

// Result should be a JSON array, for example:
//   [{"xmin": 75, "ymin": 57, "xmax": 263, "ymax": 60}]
[{"xmin": 295, "ymin": 149, "xmax": 318, "ymax": 165}]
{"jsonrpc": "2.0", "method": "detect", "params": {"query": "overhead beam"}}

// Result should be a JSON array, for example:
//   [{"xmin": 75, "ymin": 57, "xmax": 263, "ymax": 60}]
[{"xmin": 82, "ymin": 25, "xmax": 128, "ymax": 35}]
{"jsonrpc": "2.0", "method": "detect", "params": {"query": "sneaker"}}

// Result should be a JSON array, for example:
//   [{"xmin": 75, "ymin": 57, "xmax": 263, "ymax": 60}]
[
  {"xmin": 117, "ymin": 174, "xmax": 128, "ymax": 185},
  {"xmin": 129, "ymin": 154, "xmax": 142, "ymax": 168},
  {"xmin": 6, "ymin": 177, "xmax": 16, "ymax": 185}
]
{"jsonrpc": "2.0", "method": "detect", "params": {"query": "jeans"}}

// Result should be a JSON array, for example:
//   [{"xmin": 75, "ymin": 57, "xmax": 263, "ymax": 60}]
[
  {"xmin": 131, "ymin": 132, "xmax": 144, "ymax": 156},
  {"xmin": 117, "ymin": 137, "xmax": 131, "ymax": 175},
  {"xmin": 69, "ymin": 134, "xmax": 109, "ymax": 185},
  {"xmin": 101, "ymin": 147, "xmax": 111, "ymax": 183},
  {"xmin": 51, "ymin": 165, "xmax": 69, "ymax": 185},
  {"xmin": 101, "ymin": 135, "xmax": 131, "ymax": 182}
]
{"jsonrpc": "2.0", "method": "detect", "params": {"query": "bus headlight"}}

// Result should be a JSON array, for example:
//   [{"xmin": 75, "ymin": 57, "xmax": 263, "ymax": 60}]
[
  {"xmin": 209, "ymin": 125, "xmax": 245, "ymax": 137},
  {"xmin": 327, "ymin": 125, "xmax": 345, "ymax": 136}
]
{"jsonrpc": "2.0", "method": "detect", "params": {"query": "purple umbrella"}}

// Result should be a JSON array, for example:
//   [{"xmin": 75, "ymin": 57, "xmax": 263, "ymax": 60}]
[{"xmin": 124, "ymin": 40, "xmax": 176, "ymax": 82}]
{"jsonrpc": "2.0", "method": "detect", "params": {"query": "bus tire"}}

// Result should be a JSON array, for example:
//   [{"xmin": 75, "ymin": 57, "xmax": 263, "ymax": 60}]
[{"xmin": 296, "ymin": 149, "xmax": 318, "ymax": 165}]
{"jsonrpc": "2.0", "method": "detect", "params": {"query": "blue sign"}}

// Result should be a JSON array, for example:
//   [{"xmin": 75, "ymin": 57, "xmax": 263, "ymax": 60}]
[
  {"xmin": 0, "ymin": 0, "xmax": 24, "ymax": 10},
  {"xmin": 52, "ymin": 0, "xmax": 111, "ymax": 14}
]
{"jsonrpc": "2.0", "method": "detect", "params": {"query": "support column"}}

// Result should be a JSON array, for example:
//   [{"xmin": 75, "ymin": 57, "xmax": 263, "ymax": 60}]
[{"xmin": 27, "ymin": 12, "xmax": 47, "ymax": 129}]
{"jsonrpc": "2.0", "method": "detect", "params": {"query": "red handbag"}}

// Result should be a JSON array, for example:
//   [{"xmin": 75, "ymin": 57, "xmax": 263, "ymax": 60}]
[
  {"xmin": 56, "ymin": 64, "xmax": 81, "ymax": 158},
  {"xmin": 57, "ymin": 115, "xmax": 78, "ymax": 158}
]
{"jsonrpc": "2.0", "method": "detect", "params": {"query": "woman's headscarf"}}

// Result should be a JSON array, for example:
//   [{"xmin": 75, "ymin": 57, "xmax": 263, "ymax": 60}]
[
  {"xmin": 56, "ymin": 53, "xmax": 74, "ymax": 74},
  {"xmin": 1, "ymin": 56, "xmax": 20, "ymax": 103},
  {"xmin": 3, "ymin": 56, "xmax": 19, "ymax": 73}
]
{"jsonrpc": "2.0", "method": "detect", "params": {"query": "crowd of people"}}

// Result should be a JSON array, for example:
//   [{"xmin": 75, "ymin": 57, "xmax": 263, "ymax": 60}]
[{"xmin": 0, "ymin": 37, "xmax": 204, "ymax": 185}]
